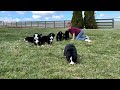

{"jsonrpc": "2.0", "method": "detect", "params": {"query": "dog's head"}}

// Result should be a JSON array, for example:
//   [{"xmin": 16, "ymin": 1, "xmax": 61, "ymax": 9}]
[
  {"xmin": 62, "ymin": 33, "xmax": 65, "ymax": 39},
  {"xmin": 48, "ymin": 33, "xmax": 55, "ymax": 43},
  {"xmin": 66, "ymin": 55, "xmax": 77, "ymax": 65},
  {"xmin": 65, "ymin": 31, "xmax": 69, "ymax": 34},
  {"xmin": 58, "ymin": 31, "xmax": 63, "ymax": 36},
  {"xmin": 33, "ymin": 33, "xmax": 42, "ymax": 40},
  {"xmin": 24, "ymin": 37, "xmax": 34, "ymax": 43},
  {"xmin": 48, "ymin": 33, "xmax": 55, "ymax": 38}
]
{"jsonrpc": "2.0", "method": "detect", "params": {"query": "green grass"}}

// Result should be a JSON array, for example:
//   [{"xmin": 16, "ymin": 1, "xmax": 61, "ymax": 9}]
[{"xmin": 0, "ymin": 28, "xmax": 120, "ymax": 79}]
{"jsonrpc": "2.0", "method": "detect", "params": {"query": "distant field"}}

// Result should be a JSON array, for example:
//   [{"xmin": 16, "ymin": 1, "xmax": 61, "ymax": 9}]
[{"xmin": 0, "ymin": 28, "xmax": 120, "ymax": 79}]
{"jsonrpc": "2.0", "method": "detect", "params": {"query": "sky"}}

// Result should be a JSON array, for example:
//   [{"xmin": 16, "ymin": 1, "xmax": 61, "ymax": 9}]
[{"xmin": 0, "ymin": 11, "xmax": 120, "ymax": 22}]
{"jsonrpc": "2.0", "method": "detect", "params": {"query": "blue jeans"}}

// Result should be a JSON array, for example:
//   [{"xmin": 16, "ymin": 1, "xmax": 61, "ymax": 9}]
[{"xmin": 76, "ymin": 29, "xmax": 86, "ymax": 40}]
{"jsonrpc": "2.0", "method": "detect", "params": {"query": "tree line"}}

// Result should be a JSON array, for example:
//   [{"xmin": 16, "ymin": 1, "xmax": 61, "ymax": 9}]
[{"xmin": 71, "ymin": 11, "xmax": 97, "ymax": 29}]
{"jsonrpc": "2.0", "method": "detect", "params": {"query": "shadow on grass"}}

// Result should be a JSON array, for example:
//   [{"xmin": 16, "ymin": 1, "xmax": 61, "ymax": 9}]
[{"xmin": 77, "ymin": 54, "xmax": 84, "ymax": 64}]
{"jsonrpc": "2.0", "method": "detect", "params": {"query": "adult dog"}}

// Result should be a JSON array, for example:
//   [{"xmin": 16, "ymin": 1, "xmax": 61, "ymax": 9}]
[{"xmin": 64, "ymin": 44, "xmax": 77, "ymax": 65}]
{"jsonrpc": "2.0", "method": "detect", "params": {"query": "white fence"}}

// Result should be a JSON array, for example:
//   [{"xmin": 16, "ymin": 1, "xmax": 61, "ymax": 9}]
[{"xmin": 0, "ymin": 19, "xmax": 115, "ymax": 29}]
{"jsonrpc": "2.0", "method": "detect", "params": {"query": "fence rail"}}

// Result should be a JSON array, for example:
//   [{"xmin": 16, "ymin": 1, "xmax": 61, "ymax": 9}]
[{"xmin": 0, "ymin": 19, "xmax": 114, "ymax": 29}]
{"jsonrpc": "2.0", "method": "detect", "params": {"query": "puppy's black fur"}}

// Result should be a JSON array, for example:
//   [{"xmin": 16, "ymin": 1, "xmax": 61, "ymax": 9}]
[
  {"xmin": 24, "ymin": 37, "xmax": 34, "ymax": 43},
  {"xmin": 56, "ymin": 31, "xmax": 64, "ymax": 41},
  {"xmin": 64, "ymin": 44, "xmax": 77, "ymax": 64},
  {"xmin": 63, "ymin": 30, "xmax": 69, "ymax": 40},
  {"xmin": 41, "ymin": 33, "xmax": 55, "ymax": 45}
]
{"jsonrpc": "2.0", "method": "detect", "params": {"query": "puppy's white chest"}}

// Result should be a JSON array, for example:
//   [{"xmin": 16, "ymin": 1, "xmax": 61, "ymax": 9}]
[{"xmin": 35, "ymin": 40, "xmax": 39, "ymax": 43}]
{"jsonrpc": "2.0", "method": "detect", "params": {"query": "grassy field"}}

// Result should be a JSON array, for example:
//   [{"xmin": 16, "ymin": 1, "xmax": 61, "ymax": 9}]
[{"xmin": 0, "ymin": 28, "xmax": 120, "ymax": 79}]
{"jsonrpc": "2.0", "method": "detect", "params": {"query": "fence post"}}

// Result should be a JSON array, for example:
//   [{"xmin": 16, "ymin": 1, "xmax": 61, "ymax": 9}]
[
  {"xmin": 38, "ymin": 21, "xmax": 39, "ymax": 27},
  {"xmin": 54, "ymin": 21, "xmax": 55, "ymax": 28},
  {"xmin": 64, "ymin": 20, "xmax": 66, "ymax": 28},
  {"xmin": 11, "ymin": 22, "xmax": 12, "ymax": 27},
  {"xmin": 21, "ymin": 22, "xmax": 22, "ymax": 27},
  {"xmin": 16, "ymin": 22, "xmax": 17, "ymax": 27},
  {"xmin": 3, "ymin": 22, "xmax": 4, "ymax": 27},
  {"xmin": 112, "ymin": 18, "xmax": 114, "ymax": 28},
  {"xmin": 31, "ymin": 22, "xmax": 32, "ymax": 27},
  {"xmin": 25, "ymin": 22, "xmax": 26, "ymax": 27},
  {"xmin": 45, "ymin": 21, "xmax": 46, "ymax": 28}
]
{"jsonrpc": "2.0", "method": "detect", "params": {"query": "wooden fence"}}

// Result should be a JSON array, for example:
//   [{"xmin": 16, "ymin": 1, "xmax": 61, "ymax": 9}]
[{"xmin": 0, "ymin": 19, "xmax": 114, "ymax": 29}]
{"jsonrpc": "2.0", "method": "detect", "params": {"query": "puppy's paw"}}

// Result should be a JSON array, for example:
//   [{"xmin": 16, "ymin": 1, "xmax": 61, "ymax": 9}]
[{"xmin": 41, "ymin": 45, "xmax": 44, "ymax": 47}]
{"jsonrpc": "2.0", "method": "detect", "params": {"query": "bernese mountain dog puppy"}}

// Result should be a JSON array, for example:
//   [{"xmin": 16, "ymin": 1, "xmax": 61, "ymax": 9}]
[
  {"xmin": 56, "ymin": 31, "xmax": 64, "ymax": 41},
  {"xmin": 64, "ymin": 44, "xmax": 78, "ymax": 65},
  {"xmin": 49, "ymin": 33, "xmax": 55, "ymax": 44},
  {"xmin": 63, "ymin": 30, "xmax": 70, "ymax": 40},
  {"xmin": 24, "ymin": 36, "xmax": 34, "ymax": 43},
  {"xmin": 24, "ymin": 33, "xmax": 42, "ymax": 46},
  {"xmin": 41, "ymin": 33, "xmax": 55, "ymax": 45},
  {"xmin": 33, "ymin": 33, "xmax": 42, "ymax": 46}
]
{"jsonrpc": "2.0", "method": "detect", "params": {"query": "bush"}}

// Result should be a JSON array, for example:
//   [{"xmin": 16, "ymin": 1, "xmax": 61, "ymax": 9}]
[
  {"xmin": 84, "ymin": 11, "xmax": 97, "ymax": 29},
  {"xmin": 71, "ymin": 11, "xmax": 84, "ymax": 29}
]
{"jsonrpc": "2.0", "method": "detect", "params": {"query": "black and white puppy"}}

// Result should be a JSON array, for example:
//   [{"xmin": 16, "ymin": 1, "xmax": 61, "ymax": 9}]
[
  {"xmin": 24, "ymin": 36, "xmax": 34, "ymax": 43},
  {"xmin": 33, "ymin": 33, "xmax": 42, "ymax": 46},
  {"xmin": 41, "ymin": 33, "xmax": 55, "ymax": 45},
  {"xmin": 63, "ymin": 30, "xmax": 69, "ymax": 40},
  {"xmin": 48, "ymin": 33, "xmax": 55, "ymax": 44},
  {"xmin": 64, "ymin": 44, "xmax": 77, "ymax": 65},
  {"xmin": 56, "ymin": 31, "xmax": 64, "ymax": 41}
]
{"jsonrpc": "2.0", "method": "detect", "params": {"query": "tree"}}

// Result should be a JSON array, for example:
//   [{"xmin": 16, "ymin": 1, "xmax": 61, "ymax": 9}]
[
  {"xmin": 84, "ymin": 11, "xmax": 97, "ymax": 29},
  {"xmin": 71, "ymin": 11, "xmax": 84, "ymax": 29}
]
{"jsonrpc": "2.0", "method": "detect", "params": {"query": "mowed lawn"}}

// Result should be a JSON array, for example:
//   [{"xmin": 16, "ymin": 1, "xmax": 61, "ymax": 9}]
[{"xmin": 0, "ymin": 28, "xmax": 120, "ymax": 79}]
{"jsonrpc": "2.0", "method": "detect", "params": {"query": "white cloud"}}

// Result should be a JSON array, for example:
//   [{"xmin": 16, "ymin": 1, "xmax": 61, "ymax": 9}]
[
  {"xmin": 32, "ymin": 15, "xmax": 41, "ymax": 19},
  {"xmin": 0, "ymin": 11, "xmax": 65, "ymax": 22},
  {"xmin": 16, "ymin": 11, "xmax": 27, "ymax": 14},
  {"xmin": 52, "ymin": 15, "xmax": 64, "ymax": 19},
  {"xmin": 1, "ymin": 11, "xmax": 6, "ymax": 13},
  {"xmin": 31, "ymin": 11, "xmax": 65, "ymax": 20},
  {"xmin": 100, "ymin": 14, "xmax": 104, "ymax": 17},
  {"xmin": 23, "ymin": 18, "xmax": 33, "ymax": 21},
  {"xmin": 31, "ymin": 11, "xmax": 56, "ymax": 19},
  {"xmin": 116, "ymin": 16, "xmax": 120, "ymax": 19},
  {"xmin": 0, "ymin": 17, "xmax": 20, "ymax": 22},
  {"xmin": 31, "ymin": 11, "xmax": 56, "ymax": 15},
  {"xmin": 45, "ymin": 17, "xmax": 50, "ymax": 20}
]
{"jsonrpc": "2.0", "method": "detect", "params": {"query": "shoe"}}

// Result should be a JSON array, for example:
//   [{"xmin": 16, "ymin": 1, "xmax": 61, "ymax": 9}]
[{"xmin": 85, "ymin": 39, "xmax": 92, "ymax": 42}]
